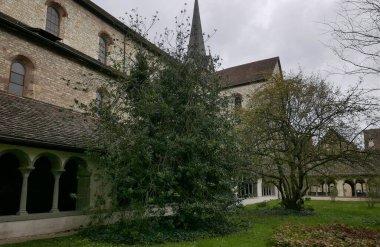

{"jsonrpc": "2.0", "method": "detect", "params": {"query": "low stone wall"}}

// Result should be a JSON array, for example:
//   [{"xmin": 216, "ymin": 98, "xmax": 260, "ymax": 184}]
[
  {"xmin": 242, "ymin": 196, "xmax": 279, "ymax": 206},
  {"xmin": 0, "ymin": 214, "xmax": 90, "ymax": 242},
  {"xmin": 306, "ymin": 196, "xmax": 369, "ymax": 202}
]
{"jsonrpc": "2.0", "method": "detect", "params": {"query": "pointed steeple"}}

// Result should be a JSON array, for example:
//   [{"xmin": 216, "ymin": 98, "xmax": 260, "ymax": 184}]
[{"xmin": 188, "ymin": 0, "xmax": 206, "ymax": 57}]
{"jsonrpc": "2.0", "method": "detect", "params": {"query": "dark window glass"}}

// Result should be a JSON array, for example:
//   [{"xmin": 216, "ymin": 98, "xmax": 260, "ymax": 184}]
[
  {"xmin": 9, "ymin": 62, "xmax": 25, "ymax": 96},
  {"xmin": 96, "ymin": 91, "xmax": 102, "ymax": 108},
  {"xmin": 234, "ymin": 94, "xmax": 242, "ymax": 108},
  {"xmin": 46, "ymin": 6, "xmax": 60, "ymax": 36},
  {"xmin": 98, "ymin": 36, "xmax": 107, "ymax": 64}
]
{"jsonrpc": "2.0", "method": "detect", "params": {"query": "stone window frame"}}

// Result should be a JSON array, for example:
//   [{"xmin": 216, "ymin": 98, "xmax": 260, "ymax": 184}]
[
  {"xmin": 45, "ymin": 1, "xmax": 68, "ymax": 38},
  {"xmin": 7, "ymin": 55, "xmax": 35, "ymax": 97},
  {"xmin": 98, "ymin": 32, "xmax": 113, "ymax": 65},
  {"xmin": 233, "ymin": 93, "xmax": 243, "ymax": 109},
  {"xmin": 95, "ymin": 88, "xmax": 110, "ymax": 110}
]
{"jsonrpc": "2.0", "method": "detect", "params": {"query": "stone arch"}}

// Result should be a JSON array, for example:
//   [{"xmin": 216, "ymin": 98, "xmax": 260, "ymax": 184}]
[
  {"xmin": 98, "ymin": 31, "xmax": 113, "ymax": 45},
  {"xmin": 232, "ymin": 93, "xmax": 243, "ymax": 109},
  {"xmin": 7, "ymin": 55, "xmax": 36, "ymax": 97},
  {"xmin": 0, "ymin": 152, "xmax": 26, "ymax": 216},
  {"xmin": 344, "ymin": 179, "xmax": 355, "ymax": 197},
  {"xmin": 0, "ymin": 149, "xmax": 31, "ymax": 167},
  {"xmin": 95, "ymin": 87, "xmax": 110, "ymax": 109},
  {"xmin": 59, "ymin": 157, "xmax": 90, "ymax": 211},
  {"xmin": 355, "ymin": 178, "xmax": 367, "ymax": 196},
  {"xmin": 27, "ymin": 153, "xmax": 61, "ymax": 213},
  {"xmin": 45, "ymin": 0, "xmax": 68, "ymax": 38},
  {"xmin": 326, "ymin": 178, "xmax": 337, "ymax": 196},
  {"xmin": 45, "ymin": 0, "xmax": 68, "ymax": 17},
  {"xmin": 98, "ymin": 31, "xmax": 113, "ymax": 64}
]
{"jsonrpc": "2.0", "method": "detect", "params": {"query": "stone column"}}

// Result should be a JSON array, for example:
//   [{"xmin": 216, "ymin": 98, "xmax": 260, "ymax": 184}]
[
  {"xmin": 50, "ymin": 170, "xmax": 64, "ymax": 213},
  {"xmin": 257, "ymin": 178, "xmax": 263, "ymax": 198},
  {"xmin": 316, "ymin": 185, "xmax": 319, "ymax": 197},
  {"xmin": 353, "ymin": 179, "xmax": 357, "ymax": 197},
  {"xmin": 324, "ymin": 180, "xmax": 328, "ymax": 196},
  {"xmin": 17, "ymin": 167, "xmax": 34, "ymax": 215},
  {"xmin": 274, "ymin": 186, "xmax": 280, "ymax": 198},
  {"xmin": 364, "ymin": 178, "xmax": 368, "ymax": 195},
  {"xmin": 336, "ymin": 180, "xmax": 344, "ymax": 197}
]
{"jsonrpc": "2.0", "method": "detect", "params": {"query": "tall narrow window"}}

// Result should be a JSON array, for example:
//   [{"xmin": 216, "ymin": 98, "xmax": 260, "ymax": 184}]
[
  {"xmin": 234, "ymin": 94, "xmax": 243, "ymax": 109},
  {"xmin": 46, "ymin": 6, "xmax": 60, "ymax": 36},
  {"xmin": 9, "ymin": 62, "xmax": 25, "ymax": 97},
  {"xmin": 98, "ymin": 36, "xmax": 107, "ymax": 64},
  {"xmin": 95, "ymin": 90, "xmax": 102, "ymax": 108}
]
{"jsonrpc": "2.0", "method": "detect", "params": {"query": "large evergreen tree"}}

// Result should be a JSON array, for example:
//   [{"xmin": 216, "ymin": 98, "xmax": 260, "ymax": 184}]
[{"xmin": 90, "ymin": 48, "xmax": 239, "ymax": 227}]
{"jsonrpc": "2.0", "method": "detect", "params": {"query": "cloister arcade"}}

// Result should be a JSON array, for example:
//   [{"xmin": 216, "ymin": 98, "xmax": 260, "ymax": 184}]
[
  {"xmin": 0, "ymin": 145, "xmax": 91, "ymax": 217},
  {"xmin": 308, "ymin": 178, "xmax": 369, "ymax": 198}
]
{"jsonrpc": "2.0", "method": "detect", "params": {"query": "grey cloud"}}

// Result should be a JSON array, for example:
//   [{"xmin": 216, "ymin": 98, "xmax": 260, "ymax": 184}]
[{"xmin": 92, "ymin": 0, "xmax": 377, "ymax": 89}]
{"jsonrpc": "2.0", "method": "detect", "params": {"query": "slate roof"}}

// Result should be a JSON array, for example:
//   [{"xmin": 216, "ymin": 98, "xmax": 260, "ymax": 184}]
[
  {"xmin": 0, "ymin": 92, "xmax": 94, "ymax": 152},
  {"xmin": 310, "ymin": 162, "xmax": 379, "ymax": 177},
  {"xmin": 218, "ymin": 57, "xmax": 281, "ymax": 88}
]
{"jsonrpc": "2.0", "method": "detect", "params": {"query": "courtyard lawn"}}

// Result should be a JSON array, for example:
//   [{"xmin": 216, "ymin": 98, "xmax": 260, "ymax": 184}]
[{"xmin": 3, "ymin": 201, "xmax": 380, "ymax": 247}]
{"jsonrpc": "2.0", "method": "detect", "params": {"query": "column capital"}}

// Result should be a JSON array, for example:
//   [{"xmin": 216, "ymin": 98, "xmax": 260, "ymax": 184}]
[
  {"xmin": 19, "ymin": 166, "xmax": 34, "ymax": 175},
  {"xmin": 52, "ymin": 169, "xmax": 65, "ymax": 177}
]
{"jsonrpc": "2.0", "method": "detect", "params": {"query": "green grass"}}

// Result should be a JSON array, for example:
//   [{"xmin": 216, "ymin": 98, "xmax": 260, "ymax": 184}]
[{"xmin": 4, "ymin": 201, "xmax": 380, "ymax": 247}]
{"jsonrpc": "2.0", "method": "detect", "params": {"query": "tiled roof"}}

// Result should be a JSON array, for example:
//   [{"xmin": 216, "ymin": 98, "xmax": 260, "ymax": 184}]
[
  {"xmin": 218, "ymin": 57, "xmax": 280, "ymax": 88},
  {"xmin": 0, "ymin": 93, "xmax": 94, "ymax": 152},
  {"xmin": 310, "ymin": 162, "xmax": 379, "ymax": 177}
]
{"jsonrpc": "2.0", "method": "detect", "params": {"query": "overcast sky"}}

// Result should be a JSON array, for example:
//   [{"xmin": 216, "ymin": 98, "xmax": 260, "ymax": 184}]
[{"xmin": 92, "ymin": 0, "xmax": 377, "ymax": 90}]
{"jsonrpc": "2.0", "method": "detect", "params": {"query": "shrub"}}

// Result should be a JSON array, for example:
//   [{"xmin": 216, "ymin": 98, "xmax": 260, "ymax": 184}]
[{"xmin": 81, "ymin": 214, "xmax": 244, "ymax": 245}]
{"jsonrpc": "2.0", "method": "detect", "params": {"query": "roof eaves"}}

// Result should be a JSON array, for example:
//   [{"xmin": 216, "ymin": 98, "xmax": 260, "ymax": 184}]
[{"xmin": 0, "ymin": 134, "xmax": 86, "ymax": 153}]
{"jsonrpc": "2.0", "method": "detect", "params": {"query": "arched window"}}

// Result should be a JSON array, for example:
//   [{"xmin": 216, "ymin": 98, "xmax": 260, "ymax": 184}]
[
  {"xmin": 9, "ymin": 62, "xmax": 25, "ymax": 97},
  {"xmin": 46, "ymin": 6, "xmax": 60, "ymax": 36},
  {"xmin": 95, "ymin": 90, "xmax": 102, "ymax": 108},
  {"xmin": 234, "ymin": 93, "xmax": 243, "ymax": 109},
  {"xmin": 98, "ymin": 35, "xmax": 107, "ymax": 64},
  {"xmin": 369, "ymin": 138, "xmax": 375, "ymax": 148}
]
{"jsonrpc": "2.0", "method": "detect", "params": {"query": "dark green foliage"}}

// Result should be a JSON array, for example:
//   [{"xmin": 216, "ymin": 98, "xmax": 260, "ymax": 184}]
[
  {"xmin": 88, "ymin": 48, "xmax": 239, "ymax": 234},
  {"xmin": 81, "ymin": 214, "xmax": 246, "ymax": 245}
]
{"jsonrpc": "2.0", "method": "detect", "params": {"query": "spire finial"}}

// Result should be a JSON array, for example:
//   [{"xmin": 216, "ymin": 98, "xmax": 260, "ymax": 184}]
[{"xmin": 188, "ymin": 0, "xmax": 206, "ymax": 57}]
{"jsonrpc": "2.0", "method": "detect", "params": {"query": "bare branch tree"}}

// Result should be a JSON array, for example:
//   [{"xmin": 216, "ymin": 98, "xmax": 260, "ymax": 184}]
[
  {"xmin": 237, "ymin": 73, "xmax": 380, "ymax": 210},
  {"xmin": 327, "ymin": 0, "xmax": 380, "ymax": 76}
]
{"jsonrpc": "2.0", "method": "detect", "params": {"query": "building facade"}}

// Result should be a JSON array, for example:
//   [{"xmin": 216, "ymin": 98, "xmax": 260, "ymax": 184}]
[
  {"xmin": 0, "ymin": 0, "xmax": 162, "ymax": 241},
  {"xmin": 0, "ymin": 0, "xmax": 378, "ymax": 242}
]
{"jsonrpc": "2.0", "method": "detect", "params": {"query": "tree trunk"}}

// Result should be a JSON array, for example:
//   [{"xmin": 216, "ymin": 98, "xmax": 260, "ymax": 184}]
[{"xmin": 281, "ymin": 196, "xmax": 304, "ymax": 211}]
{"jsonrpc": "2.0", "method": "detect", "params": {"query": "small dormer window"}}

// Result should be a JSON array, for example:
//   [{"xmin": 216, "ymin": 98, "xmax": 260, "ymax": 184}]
[
  {"xmin": 369, "ymin": 138, "xmax": 375, "ymax": 148},
  {"xmin": 46, "ymin": 6, "xmax": 60, "ymax": 36}
]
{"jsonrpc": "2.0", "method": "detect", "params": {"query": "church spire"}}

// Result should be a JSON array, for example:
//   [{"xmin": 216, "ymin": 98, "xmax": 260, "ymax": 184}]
[{"xmin": 188, "ymin": 0, "xmax": 206, "ymax": 57}]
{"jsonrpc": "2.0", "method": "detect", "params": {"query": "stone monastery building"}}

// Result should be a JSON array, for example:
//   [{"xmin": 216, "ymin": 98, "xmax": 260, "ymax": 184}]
[{"xmin": 0, "ymin": 0, "xmax": 378, "ymax": 241}]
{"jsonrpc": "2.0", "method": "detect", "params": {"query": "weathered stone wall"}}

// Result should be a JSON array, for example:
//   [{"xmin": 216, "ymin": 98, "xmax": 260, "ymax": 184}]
[
  {"xmin": 0, "ymin": 0, "xmax": 135, "ymax": 66},
  {"xmin": 222, "ymin": 61, "xmax": 281, "ymax": 107},
  {"xmin": 0, "ymin": 29, "xmax": 106, "ymax": 108},
  {"xmin": 364, "ymin": 129, "xmax": 380, "ymax": 150}
]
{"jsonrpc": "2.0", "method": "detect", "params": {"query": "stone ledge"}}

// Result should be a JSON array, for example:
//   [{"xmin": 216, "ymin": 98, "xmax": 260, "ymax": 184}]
[
  {"xmin": 0, "ymin": 214, "xmax": 90, "ymax": 241},
  {"xmin": 0, "ymin": 211, "xmax": 84, "ymax": 223}
]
